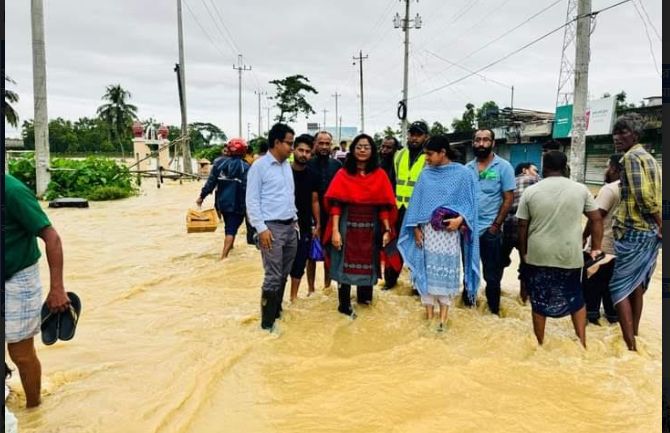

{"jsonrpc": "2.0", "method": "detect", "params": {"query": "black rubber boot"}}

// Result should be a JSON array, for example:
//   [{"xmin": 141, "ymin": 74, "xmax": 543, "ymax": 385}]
[
  {"xmin": 337, "ymin": 284, "xmax": 355, "ymax": 317},
  {"xmin": 276, "ymin": 279, "xmax": 287, "ymax": 319},
  {"xmin": 261, "ymin": 291, "xmax": 279, "ymax": 330},
  {"xmin": 356, "ymin": 286, "xmax": 373, "ymax": 305}
]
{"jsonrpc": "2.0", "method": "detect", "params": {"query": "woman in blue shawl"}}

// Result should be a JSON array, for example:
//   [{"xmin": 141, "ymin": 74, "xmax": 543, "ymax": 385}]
[{"xmin": 397, "ymin": 135, "xmax": 480, "ymax": 330}]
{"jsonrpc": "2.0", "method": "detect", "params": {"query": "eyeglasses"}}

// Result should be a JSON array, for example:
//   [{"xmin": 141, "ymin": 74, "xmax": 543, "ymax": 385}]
[{"xmin": 355, "ymin": 144, "xmax": 372, "ymax": 150}]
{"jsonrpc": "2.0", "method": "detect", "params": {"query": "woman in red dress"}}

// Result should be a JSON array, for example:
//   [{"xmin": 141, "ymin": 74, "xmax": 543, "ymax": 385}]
[{"xmin": 322, "ymin": 134, "xmax": 397, "ymax": 317}]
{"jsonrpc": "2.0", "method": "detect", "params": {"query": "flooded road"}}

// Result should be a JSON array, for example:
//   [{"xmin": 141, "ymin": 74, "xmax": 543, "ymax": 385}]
[{"xmin": 6, "ymin": 179, "xmax": 661, "ymax": 433}]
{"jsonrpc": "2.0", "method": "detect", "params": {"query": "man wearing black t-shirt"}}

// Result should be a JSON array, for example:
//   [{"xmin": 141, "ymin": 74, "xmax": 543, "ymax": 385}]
[
  {"xmin": 306, "ymin": 131, "xmax": 341, "ymax": 291},
  {"xmin": 290, "ymin": 134, "xmax": 321, "ymax": 301}
]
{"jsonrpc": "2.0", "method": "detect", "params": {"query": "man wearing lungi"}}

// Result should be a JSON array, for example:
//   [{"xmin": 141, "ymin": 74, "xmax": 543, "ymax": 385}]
[
  {"xmin": 609, "ymin": 113, "xmax": 662, "ymax": 351},
  {"xmin": 517, "ymin": 151, "xmax": 604, "ymax": 348}
]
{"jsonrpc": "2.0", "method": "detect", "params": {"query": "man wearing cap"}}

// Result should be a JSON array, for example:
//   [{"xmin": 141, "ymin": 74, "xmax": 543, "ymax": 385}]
[
  {"xmin": 465, "ymin": 128, "xmax": 515, "ymax": 315},
  {"xmin": 384, "ymin": 121, "xmax": 429, "ymax": 290}
]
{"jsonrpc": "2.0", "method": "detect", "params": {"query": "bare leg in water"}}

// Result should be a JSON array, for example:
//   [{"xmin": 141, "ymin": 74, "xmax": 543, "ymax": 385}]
[
  {"xmin": 570, "ymin": 306, "xmax": 587, "ymax": 348},
  {"xmin": 438, "ymin": 303, "xmax": 449, "ymax": 331},
  {"xmin": 306, "ymin": 260, "xmax": 316, "ymax": 293},
  {"xmin": 307, "ymin": 260, "xmax": 330, "ymax": 293},
  {"xmin": 532, "ymin": 311, "xmax": 546, "ymax": 346},
  {"xmin": 615, "ymin": 285, "xmax": 644, "ymax": 351},
  {"xmin": 290, "ymin": 277, "xmax": 301, "ymax": 302},
  {"xmin": 425, "ymin": 304, "xmax": 434, "ymax": 321},
  {"xmin": 8, "ymin": 338, "xmax": 41, "ymax": 408},
  {"xmin": 630, "ymin": 285, "xmax": 645, "ymax": 336},
  {"xmin": 220, "ymin": 235, "xmax": 235, "ymax": 259}
]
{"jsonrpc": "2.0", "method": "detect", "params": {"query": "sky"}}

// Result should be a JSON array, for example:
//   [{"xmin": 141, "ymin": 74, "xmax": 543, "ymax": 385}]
[{"xmin": 5, "ymin": 0, "xmax": 663, "ymax": 140}]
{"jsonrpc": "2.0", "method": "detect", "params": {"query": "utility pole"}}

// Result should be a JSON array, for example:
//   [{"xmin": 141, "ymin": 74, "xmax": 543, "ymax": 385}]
[
  {"xmin": 266, "ymin": 96, "xmax": 272, "ymax": 133},
  {"xmin": 31, "ymin": 0, "xmax": 50, "ymax": 197},
  {"xmin": 255, "ymin": 90, "xmax": 266, "ymax": 138},
  {"xmin": 322, "ymin": 109, "xmax": 329, "ymax": 131},
  {"xmin": 176, "ymin": 0, "xmax": 193, "ymax": 174},
  {"xmin": 352, "ymin": 51, "xmax": 368, "ymax": 133},
  {"xmin": 394, "ymin": 0, "xmax": 421, "ymax": 146},
  {"xmin": 570, "ymin": 0, "xmax": 591, "ymax": 183},
  {"xmin": 233, "ymin": 54, "xmax": 252, "ymax": 138},
  {"xmin": 339, "ymin": 116, "xmax": 343, "ymax": 144},
  {"xmin": 332, "ymin": 91, "xmax": 341, "ymax": 143}
]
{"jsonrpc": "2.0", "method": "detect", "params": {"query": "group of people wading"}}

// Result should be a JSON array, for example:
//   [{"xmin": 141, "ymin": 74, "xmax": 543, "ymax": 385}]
[{"xmin": 199, "ymin": 113, "xmax": 661, "ymax": 351}]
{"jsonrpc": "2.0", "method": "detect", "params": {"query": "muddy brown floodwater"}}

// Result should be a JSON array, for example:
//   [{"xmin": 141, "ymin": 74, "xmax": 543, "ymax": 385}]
[{"xmin": 6, "ymin": 179, "xmax": 661, "ymax": 433}]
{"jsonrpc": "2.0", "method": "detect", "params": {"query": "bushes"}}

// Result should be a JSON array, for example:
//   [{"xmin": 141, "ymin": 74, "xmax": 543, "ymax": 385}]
[
  {"xmin": 194, "ymin": 145, "xmax": 224, "ymax": 163},
  {"xmin": 7, "ymin": 155, "xmax": 138, "ymax": 201}
]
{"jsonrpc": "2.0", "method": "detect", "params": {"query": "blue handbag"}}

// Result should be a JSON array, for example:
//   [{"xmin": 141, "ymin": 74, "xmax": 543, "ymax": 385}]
[{"xmin": 309, "ymin": 237, "xmax": 325, "ymax": 261}]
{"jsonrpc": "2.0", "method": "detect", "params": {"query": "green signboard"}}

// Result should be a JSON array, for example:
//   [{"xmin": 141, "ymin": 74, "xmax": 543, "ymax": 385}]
[{"xmin": 552, "ymin": 104, "xmax": 573, "ymax": 138}]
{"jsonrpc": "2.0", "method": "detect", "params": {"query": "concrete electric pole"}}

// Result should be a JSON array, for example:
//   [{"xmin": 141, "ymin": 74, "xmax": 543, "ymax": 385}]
[
  {"xmin": 322, "ymin": 109, "xmax": 329, "ymax": 131},
  {"xmin": 31, "ymin": 0, "xmax": 50, "ymax": 197},
  {"xmin": 352, "ymin": 51, "xmax": 368, "ymax": 133},
  {"xmin": 332, "ymin": 92, "xmax": 341, "ymax": 143},
  {"xmin": 394, "ymin": 0, "xmax": 421, "ymax": 146},
  {"xmin": 176, "ymin": 0, "xmax": 193, "ymax": 174},
  {"xmin": 255, "ymin": 90, "xmax": 266, "ymax": 138},
  {"xmin": 233, "ymin": 54, "xmax": 252, "ymax": 138},
  {"xmin": 569, "ymin": 0, "xmax": 591, "ymax": 183}
]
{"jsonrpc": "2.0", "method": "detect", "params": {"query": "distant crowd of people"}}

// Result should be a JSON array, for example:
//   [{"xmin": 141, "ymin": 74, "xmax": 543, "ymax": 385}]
[{"xmin": 196, "ymin": 112, "xmax": 661, "ymax": 351}]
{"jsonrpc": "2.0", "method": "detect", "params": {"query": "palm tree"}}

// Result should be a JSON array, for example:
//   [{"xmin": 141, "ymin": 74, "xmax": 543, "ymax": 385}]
[
  {"xmin": 4, "ymin": 75, "xmax": 19, "ymax": 127},
  {"xmin": 96, "ymin": 84, "xmax": 138, "ymax": 158}
]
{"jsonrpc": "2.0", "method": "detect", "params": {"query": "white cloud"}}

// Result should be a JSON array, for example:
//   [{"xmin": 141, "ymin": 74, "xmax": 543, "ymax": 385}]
[{"xmin": 5, "ymin": 0, "xmax": 662, "ymax": 139}]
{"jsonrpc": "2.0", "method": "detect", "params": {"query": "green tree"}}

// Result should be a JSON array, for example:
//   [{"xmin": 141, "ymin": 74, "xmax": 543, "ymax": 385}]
[
  {"xmin": 382, "ymin": 126, "xmax": 400, "ymax": 138},
  {"xmin": 21, "ymin": 120, "xmax": 35, "ymax": 150},
  {"xmin": 475, "ymin": 101, "xmax": 501, "ymax": 129},
  {"xmin": 96, "ymin": 84, "xmax": 138, "ymax": 158},
  {"xmin": 188, "ymin": 122, "xmax": 226, "ymax": 151},
  {"xmin": 4, "ymin": 75, "xmax": 19, "ymax": 127},
  {"xmin": 73, "ymin": 117, "xmax": 114, "ymax": 153},
  {"xmin": 48, "ymin": 118, "xmax": 78, "ymax": 153},
  {"xmin": 429, "ymin": 121, "xmax": 449, "ymax": 136},
  {"xmin": 269, "ymin": 74, "xmax": 318, "ymax": 122},
  {"xmin": 451, "ymin": 103, "xmax": 476, "ymax": 133}
]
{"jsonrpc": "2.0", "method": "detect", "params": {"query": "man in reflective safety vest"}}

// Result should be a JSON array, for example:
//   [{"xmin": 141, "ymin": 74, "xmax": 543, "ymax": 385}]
[{"xmin": 383, "ymin": 120, "xmax": 429, "ymax": 290}]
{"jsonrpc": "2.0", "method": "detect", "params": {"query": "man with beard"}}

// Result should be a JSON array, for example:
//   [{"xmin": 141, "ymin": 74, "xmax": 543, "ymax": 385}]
[
  {"xmin": 306, "ymin": 131, "xmax": 341, "ymax": 291},
  {"xmin": 379, "ymin": 136, "xmax": 400, "ymax": 189},
  {"xmin": 465, "ymin": 128, "xmax": 515, "ymax": 315},
  {"xmin": 384, "ymin": 121, "xmax": 429, "ymax": 291},
  {"xmin": 289, "ymin": 134, "xmax": 321, "ymax": 301}
]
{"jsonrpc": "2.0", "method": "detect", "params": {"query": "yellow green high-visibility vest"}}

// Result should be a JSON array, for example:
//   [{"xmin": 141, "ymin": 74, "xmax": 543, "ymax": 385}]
[{"xmin": 394, "ymin": 148, "xmax": 425, "ymax": 208}]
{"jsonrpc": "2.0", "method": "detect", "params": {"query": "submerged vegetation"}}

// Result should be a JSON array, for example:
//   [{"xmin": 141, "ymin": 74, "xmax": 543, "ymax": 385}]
[{"xmin": 8, "ymin": 153, "xmax": 138, "ymax": 201}]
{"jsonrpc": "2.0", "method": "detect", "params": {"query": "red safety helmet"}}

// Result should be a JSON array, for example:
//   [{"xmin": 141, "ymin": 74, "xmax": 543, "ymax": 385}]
[{"xmin": 226, "ymin": 137, "xmax": 248, "ymax": 156}]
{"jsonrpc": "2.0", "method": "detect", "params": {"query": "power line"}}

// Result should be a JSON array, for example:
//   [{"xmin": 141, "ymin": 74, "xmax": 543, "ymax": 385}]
[
  {"xmin": 411, "ymin": 0, "xmax": 633, "ymax": 101},
  {"xmin": 631, "ymin": 0, "xmax": 660, "ymax": 75},
  {"xmin": 205, "ymin": 0, "xmax": 262, "ymax": 90},
  {"xmin": 182, "ymin": 0, "xmax": 229, "ymax": 60},
  {"xmin": 197, "ymin": 0, "xmax": 236, "ymax": 57},
  {"xmin": 450, "ymin": 0, "xmax": 481, "ymax": 21},
  {"xmin": 414, "ymin": 0, "xmax": 562, "ymax": 89},
  {"xmin": 424, "ymin": 49, "xmax": 512, "ymax": 90},
  {"xmin": 208, "ymin": 0, "xmax": 241, "ymax": 53},
  {"xmin": 635, "ymin": 0, "xmax": 661, "ymax": 42}
]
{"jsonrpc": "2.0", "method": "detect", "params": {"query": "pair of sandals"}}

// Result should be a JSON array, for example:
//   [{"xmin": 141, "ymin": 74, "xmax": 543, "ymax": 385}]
[{"xmin": 40, "ymin": 292, "xmax": 81, "ymax": 346}]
